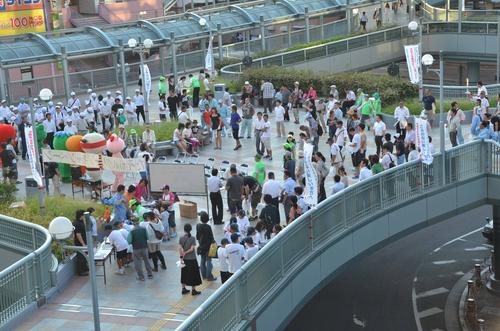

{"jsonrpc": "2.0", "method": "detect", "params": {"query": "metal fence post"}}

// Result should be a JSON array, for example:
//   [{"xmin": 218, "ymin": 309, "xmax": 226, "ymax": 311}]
[
  {"xmin": 159, "ymin": 45, "xmax": 166, "ymax": 75},
  {"xmin": 170, "ymin": 32, "xmax": 177, "ymax": 81},
  {"xmin": 346, "ymin": 0, "xmax": 351, "ymax": 35},
  {"xmin": 246, "ymin": 30, "xmax": 251, "ymax": 55},
  {"xmin": 118, "ymin": 40, "xmax": 128, "ymax": 98},
  {"xmin": 458, "ymin": 0, "xmax": 462, "ymax": 33},
  {"xmin": 287, "ymin": 22, "xmax": 292, "ymax": 47},
  {"xmin": 320, "ymin": 15, "xmax": 324, "ymax": 39},
  {"xmin": 217, "ymin": 23, "xmax": 223, "ymax": 63},
  {"xmin": 61, "ymin": 47, "xmax": 71, "ymax": 102},
  {"xmin": 260, "ymin": 16, "xmax": 266, "ymax": 51},
  {"xmin": 0, "ymin": 57, "xmax": 7, "ymax": 102},
  {"xmin": 113, "ymin": 53, "xmax": 120, "ymax": 86},
  {"xmin": 305, "ymin": 7, "xmax": 310, "ymax": 43},
  {"xmin": 497, "ymin": 17, "xmax": 500, "ymax": 84}
]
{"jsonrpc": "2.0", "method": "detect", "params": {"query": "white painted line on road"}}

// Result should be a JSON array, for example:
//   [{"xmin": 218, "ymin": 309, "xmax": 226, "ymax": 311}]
[
  {"xmin": 432, "ymin": 260, "xmax": 456, "ymax": 265},
  {"xmin": 417, "ymin": 307, "xmax": 443, "ymax": 319},
  {"xmin": 483, "ymin": 243, "xmax": 493, "ymax": 248},
  {"xmin": 454, "ymin": 271, "xmax": 465, "ymax": 276},
  {"xmin": 100, "ymin": 312, "xmax": 137, "ymax": 318},
  {"xmin": 100, "ymin": 306, "xmax": 139, "ymax": 313},
  {"xmin": 163, "ymin": 318, "xmax": 185, "ymax": 322},
  {"xmin": 431, "ymin": 329, "xmax": 445, "ymax": 331},
  {"xmin": 57, "ymin": 309, "xmax": 80, "ymax": 313},
  {"xmin": 464, "ymin": 246, "xmax": 489, "ymax": 251},
  {"xmin": 416, "ymin": 287, "xmax": 449, "ymax": 299},
  {"xmin": 60, "ymin": 304, "xmax": 82, "ymax": 308},
  {"xmin": 432, "ymin": 227, "xmax": 482, "ymax": 252}
]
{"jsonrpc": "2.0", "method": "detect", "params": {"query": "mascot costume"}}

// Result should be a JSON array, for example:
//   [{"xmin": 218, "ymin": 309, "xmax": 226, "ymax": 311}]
[
  {"xmin": 0, "ymin": 124, "xmax": 17, "ymax": 167},
  {"xmin": 80, "ymin": 132, "xmax": 106, "ymax": 181},
  {"xmin": 65, "ymin": 135, "xmax": 85, "ymax": 178},
  {"xmin": 106, "ymin": 134, "xmax": 125, "ymax": 191},
  {"xmin": 53, "ymin": 131, "xmax": 72, "ymax": 183}
]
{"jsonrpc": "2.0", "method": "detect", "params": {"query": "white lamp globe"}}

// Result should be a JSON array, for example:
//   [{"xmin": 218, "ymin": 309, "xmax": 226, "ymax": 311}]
[
  {"xmin": 127, "ymin": 38, "xmax": 138, "ymax": 48},
  {"xmin": 143, "ymin": 38, "xmax": 153, "ymax": 49},
  {"xmin": 422, "ymin": 54, "xmax": 434, "ymax": 66},
  {"xmin": 39, "ymin": 88, "xmax": 53, "ymax": 101},
  {"xmin": 199, "ymin": 17, "xmax": 207, "ymax": 26},
  {"xmin": 49, "ymin": 216, "xmax": 74, "ymax": 240},
  {"xmin": 408, "ymin": 21, "xmax": 418, "ymax": 31}
]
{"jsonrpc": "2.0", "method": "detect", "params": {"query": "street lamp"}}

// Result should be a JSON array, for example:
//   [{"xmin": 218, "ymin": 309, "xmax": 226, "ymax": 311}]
[
  {"xmin": 422, "ymin": 51, "xmax": 446, "ymax": 185},
  {"xmin": 408, "ymin": 19, "xmax": 423, "ymax": 100},
  {"xmin": 49, "ymin": 215, "xmax": 101, "ymax": 331},
  {"xmin": 128, "ymin": 37, "xmax": 153, "ymax": 124}
]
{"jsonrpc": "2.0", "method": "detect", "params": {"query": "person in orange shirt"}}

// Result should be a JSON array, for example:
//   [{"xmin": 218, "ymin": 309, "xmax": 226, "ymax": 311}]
[{"xmin": 124, "ymin": 185, "xmax": 136, "ymax": 206}]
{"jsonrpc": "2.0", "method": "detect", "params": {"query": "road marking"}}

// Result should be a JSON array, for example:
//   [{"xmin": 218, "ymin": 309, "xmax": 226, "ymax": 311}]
[
  {"xmin": 352, "ymin": 314, "xmax": 367, "ymax": 328},
  {"xmin": 57, "ymin": 309, "xmax": 80, "ymax": 313},
  {"xmin": 432, "ymin": 260, "xmax": 456, "ymax": 265},
  {"xmin": 417, "ymin": 307, "xmax": 443, "ymax": 319},
  {"xmin": 483, "ymin": 243, "xmax": 493, "ymax": 248},
  {"xmin": 454, "ymin": 271, "xmax": 465, "ymax": 276},
  {"xmin": 464, "ymin": 246, "xmax": 489, "ymax": 251},
  {"xmin": 416, "ymin": 287, "xmax": 449, "ymax": 299},
  {"xmin": 101, "ymin": 312, "xmax": 137, "ymax": 318},
  {"xmin": 432, "ymin": 227, "xmax": 483, "ymax": 252}
]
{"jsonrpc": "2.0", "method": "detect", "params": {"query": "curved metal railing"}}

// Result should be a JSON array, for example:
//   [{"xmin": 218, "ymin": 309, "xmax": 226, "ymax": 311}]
[
  {"xmin": 0, "ymin": 215, "xmax": 53, "ymax": 326},
  {"xmin": 178, "ymin": 139, "xmax": 498, "ymax": 330}
]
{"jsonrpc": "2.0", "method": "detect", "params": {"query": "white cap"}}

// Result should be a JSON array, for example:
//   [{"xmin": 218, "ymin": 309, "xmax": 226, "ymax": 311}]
[
  {"xmin": 67, "ymin": 108, "xmax": 73, "ymax": 112},
  {"xmin": 72, "ymin": 106, "xmax": 79, "ymax": 110},
  {"xmin": 106, "ymin": 91, "xmax": 111, "ymax": 95},
  {"xmin": 87, "ymin": 88, "xmax": 93, "ymax": 94},
  {"xmin": 55, "ymin": 105, "xmax": 61, "ymax": 109},
  {"xmin": 57, "ymin": 101, "xmax": 63, "ymax": 106},
  {"xmin": 91, "ymin": 92, "xmax": 97, "ymax": 98},
  {"xmin": 33, "ymin": 97, "xmax": 39, "ymax": 102},
  {"xmin": 79, "ymin": 113, "xmax": 85, "ymax": 118},
  {"xmin": 244, "ymin": 81, "xmax": 250, "ymax": 85},
  {"xmin": 1, "ymin": 99, "xmax": 6, "ymax": 103},
  {"xmin": 10, "ymin": 116, "xmax": 16, "ymax": 122},
  {"xmin": 66, "ymin": 118, "xmax": 73, "ymax": 123},
  {"xmin": 116, "ymin": 90, "xmax": 122, "ymax": 95},
  {"xmin": 48, "ymin": 101, "xmax": 54, "ymax": 106},
  {"xmin": 135, "ymin": 89, "xmax": 140, "ymax": 93},
  {"xmin": 70, "ymin": 91, "xmax": 76, "ymax": 96},
  {"xmin": 126, "ymin": 96, "xmax": 131, "ymax": 100}
]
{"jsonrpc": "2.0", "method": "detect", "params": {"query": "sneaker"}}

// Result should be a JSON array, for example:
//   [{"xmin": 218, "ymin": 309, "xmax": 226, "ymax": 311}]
[
  {"xmin": 147, "ymin": 274, "xmax": 153, "ymax": 279},
  {"xmin": 191, "ymin": 290, "xmax": 201, "ymax": 296},
  {"xmin": 161, "ymin": 265, "xmax": 167, "ymax": 270},
  {"xmin": 152, "ymin": 267, "xmax": 158, "ymax": 272},
  {"xmin": 182, "ymin": 288, "xmax": 190, "ymax": 295},
  {"xmin": 137, "ymin": 276, "xmax": 145, "ymax": 281},
  {"xmin": 207, "ymin": 276, "xmax": 217, "ymax": 281}
]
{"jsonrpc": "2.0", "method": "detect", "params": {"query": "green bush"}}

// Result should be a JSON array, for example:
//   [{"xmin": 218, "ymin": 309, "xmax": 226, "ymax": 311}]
[
  {"xmin": 0, "ymin": 183, "xmax": 16, "ymax": 206},
  {"xmin": 117, "ymin": 121, "xmax": 178, "ymax": 142},
  {"xmin": 215, "ymin": 57, "xmax": 241, "ymax": 71},
  {"xmin": 241, "ymin": 67, "xmax": 418, "ymax": 105},
  {"xmin": 382, "ymin": 99, "xmax": 476, "ymax": 115}
]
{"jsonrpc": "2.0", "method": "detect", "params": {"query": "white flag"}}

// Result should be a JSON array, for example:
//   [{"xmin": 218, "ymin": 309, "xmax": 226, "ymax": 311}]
[
  {"xmin": 404, "ymin": 44, "xmax": 421, "ymax": 84},
  {"xmin": 205, "ymin": 36, "xmax": 214, "ymax": 74},
  {"xmin": 24, "ymin": 125, "xmax": 43, "ymax": 187},
  {"xmin": 303, "ymin": 143, "xmax": 318, "ymax": 207},
  {"xmin": 143, "ymin": 64, "xmax": 151, "ymax": 104},
  {"xmin": 415, "ymin": 118, "xmax": 433, "ymax": 165}
]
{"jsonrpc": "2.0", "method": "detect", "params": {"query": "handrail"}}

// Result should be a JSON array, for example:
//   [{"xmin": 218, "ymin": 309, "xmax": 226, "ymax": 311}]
[
  {"xmin": 178, "ymin": 139, "xmax": 498, "ymax": 330},
  {"xmin": 0, "ymin": 215, "xmax": 53, "ymax": 326}
]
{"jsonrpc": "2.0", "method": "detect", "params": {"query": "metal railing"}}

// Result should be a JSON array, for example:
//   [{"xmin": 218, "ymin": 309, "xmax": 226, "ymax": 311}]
[
  {"xmin": 0, "ymin": 215, "xmax": 53, "ymax": 326},
  {"xmin": 178, "ymin": 139, "xmax": 498, "ymax": 331}
]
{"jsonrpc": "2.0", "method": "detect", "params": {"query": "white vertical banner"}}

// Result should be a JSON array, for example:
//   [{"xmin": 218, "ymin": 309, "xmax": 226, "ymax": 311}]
[
  {"xmin": 205, "ymin": 36, "xmax": 214, "ymax": 75},
  {"xmin": 404, "ymin": 44, "xmax": 421, "ymax": 84},
  {"xmin": 24, "ymin": 126, "xmax": 43, "ymax": 187},
  {"xmin": 143, "ymin": 64, "xmax": 151, "ymax": 105},
  {"xmin": 303, "ymin": 143, "xmax": 318, "ymax": 207},
  {"xmin": 415, "ymin": 118, "xmax": 433, "ymax": 165}
]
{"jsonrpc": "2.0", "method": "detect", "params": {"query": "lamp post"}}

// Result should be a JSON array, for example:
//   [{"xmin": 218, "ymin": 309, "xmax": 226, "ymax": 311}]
[
  {"xmin": 422, "ymin": 51, "xmax": 446, "ymax": 185},
  {"xmin": 408, "ymin": 19, "xmax": 423, "ymax": 100},
  {"xmin": 48, "ymin": 215, "xmax": 101, "ymax": 330},
  {"xmin": 127, "ymin": 38, "xmax": 153, "ymax": 124}
]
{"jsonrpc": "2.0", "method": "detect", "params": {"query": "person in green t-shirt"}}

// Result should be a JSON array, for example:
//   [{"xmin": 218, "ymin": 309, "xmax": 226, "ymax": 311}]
[
  {"xmin": 359, "ymin": 94, "xmax": 373, "ymax": 131},
  {"xmin": 158, "ymin": 76, "xmax": 167, "ymax": 98},
  {"xmin": 372, "ymin": 92, "xmax": 382, "ymax": 115},
  {"xmin": 369, "ymin": 154, "xmax": 384, "ymax": 175},
  {"xmin": 252, "ymin": 154, "xmax": 266, "ymax": 185},
  {"xmin": 190, "ymin": 74, "xmax": 201, "ymax": 107}
]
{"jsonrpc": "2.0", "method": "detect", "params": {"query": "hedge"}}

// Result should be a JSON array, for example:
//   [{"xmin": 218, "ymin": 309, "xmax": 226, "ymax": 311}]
[{"xmin": 241, "ymin": 66, "xmax": 418, "ymax": 105}]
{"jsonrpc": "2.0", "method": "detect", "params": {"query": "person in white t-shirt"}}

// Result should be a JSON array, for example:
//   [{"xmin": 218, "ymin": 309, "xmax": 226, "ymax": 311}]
[
  {"xmin": 244, "ymin": 237, "xmax": 259, "ymax": 262},
  {"xmin": 372, "ymin": 114, "xmax": 386, "ymax": 157},
  {"xmin": 236, "ymin": 209, "xmax": 250, "ymax": 236},
  {"xmin": 381, "ymin": 143, "xmax": 396, "ymax": 170},
  {"xmin": 64, "ymin": 119, "xmax": 77, "ymax": 135},
  {"xmin": 358, "ymin": 158, "xmax": 372, "ymax": 182},
  {"xmin": 106, "ymin": 221, "xmax": 129, "ymax": 275},
  {"xmin": 217, "ymin": 238, "xmax": 230, "ymax": 284},
  {"xmin": 335, "ymin": 121, "xmax": 346, "ymax": 150},
  {"xmin": 327, "ymin": 137, "xmax": 343, "ymax": 174},
  {"xmin": 261, "ymin": 114, "xmax": 272, "ymax": 160},
  {"xmin": 158, "ymin": 95, "xmax": 167, "ymax": 121},
  {"xmin": 226, "ymin": 233, "xmax": 245, "ymax": 276},
  {"xmin": 124, "ymin": 97, "xmax": 136, "ymax": 125},
  {"xmin": 274, "ymin": 100, "xmax": 286, "ymax": 137}
]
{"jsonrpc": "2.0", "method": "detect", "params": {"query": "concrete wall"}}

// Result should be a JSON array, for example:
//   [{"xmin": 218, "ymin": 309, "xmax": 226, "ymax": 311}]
[{"xmin": 250, "ymin": 175, "xmax": 491, "ymax": 330}]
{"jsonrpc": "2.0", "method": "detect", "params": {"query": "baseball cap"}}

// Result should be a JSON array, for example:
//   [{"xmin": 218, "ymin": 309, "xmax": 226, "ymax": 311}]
[{"xmin": 70, "ymin": 91, "xmax": 76, "ymax": 96}]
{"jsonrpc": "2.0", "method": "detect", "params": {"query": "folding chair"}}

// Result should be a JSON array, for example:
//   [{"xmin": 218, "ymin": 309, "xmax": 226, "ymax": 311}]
[{"xmin": 239, "ymin": 163, "xmax": 249, "ymax": 176}]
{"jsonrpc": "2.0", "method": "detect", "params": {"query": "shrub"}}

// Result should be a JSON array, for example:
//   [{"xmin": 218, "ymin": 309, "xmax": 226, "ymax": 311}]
[
  {"xmin": 0, "ymin": 183, "xmax": 16, "ymax": 206},
  {"xmin": 241, "ymin": 67, "xmax": 418, "ymax": 105},
  {"xmin": 215, "ymin": 57, "xmax": 241, "ymax": 71},
  {"xmin": 116, "ymin": 121, "xmax": 178, "ymax": 142}
]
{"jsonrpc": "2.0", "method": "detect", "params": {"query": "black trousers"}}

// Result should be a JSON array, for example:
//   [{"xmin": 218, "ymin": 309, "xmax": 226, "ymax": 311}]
[
  {"xmin": 375, "ymin": 135, "xmax": 383, "ymax": 156},
  {"xmin": 210, "ymin": 191, "xmax": 224, "ymax": 224},
  {"xmin": 136, "ymin": 105, "xmax": 145, "ymax": 123},
  {"xmin": 193, "ymin": 87, "xmax": 200, "ymax": 107},
  {"xmin": 46, "ymin": 132, "xmax": 54, "ymax": 149},
  {"xmin": 149, "ymin": 250, "xmax": 166, "ymax": 268}
]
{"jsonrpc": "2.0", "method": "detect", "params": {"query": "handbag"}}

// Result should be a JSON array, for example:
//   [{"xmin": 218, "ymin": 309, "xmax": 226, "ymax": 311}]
[
  {"xmin": 149, "ymin": 224, "xmax": 164, "ymax": 240},
  {"xmin": 208, "ymin": 242, "xmax": 218, "ymax": 258}
]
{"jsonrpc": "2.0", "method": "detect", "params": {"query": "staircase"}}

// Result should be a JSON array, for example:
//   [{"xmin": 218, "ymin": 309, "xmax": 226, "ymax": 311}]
[{"xmin": 69, "ymin": 6, "xmax": 109, "ymax": 27}]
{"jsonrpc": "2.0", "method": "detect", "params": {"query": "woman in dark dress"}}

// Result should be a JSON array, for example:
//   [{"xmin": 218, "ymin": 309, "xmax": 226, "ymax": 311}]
[{"xmin": 179, "ymin": 224, "xmax": 202, "ymax": 295}]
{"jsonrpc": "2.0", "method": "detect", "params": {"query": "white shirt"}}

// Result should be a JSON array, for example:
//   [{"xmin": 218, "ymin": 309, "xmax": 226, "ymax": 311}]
[
  {"xmin": 274, "ymin": 105, "xmax": 285, "ymax": 122},
  {"xmin": 42, "ymin": 118, "xmax": 56, "ymax": 133},
  {"xmin": 351, "ymin": 133, "xmax": 361, "ymax": 153},
  {"xmin": 124, "ymin": 102, "xmax": 136, "ymax": 115},
  {"xmin": 373, "ymin": 120, "xmax": 386, "ymax": 136},
  {"xmin": 254, "ymin": 118, "xmax": 264, "ymax": 131},
  {"xmin": 405, "ymin": 130, "xmax": 416, "ymax": 145},
  {"xmin": 479, "ymin": 97, "xmax": 489, "ymax": 112},
  {"xmin": 103, "ymin": 97, "xmax": 114, "ymax": 116},
  {"xmin": 408, "ymin": 150, "xmax": 419, "ymax": 162},
  {"xmin": 142, "ymin": 130, "xmax": 156, "ymax": 145},
  {"xmin": 478, "ymin": 85, "xmax": 488, "ymax": 96},
  {"xmin": 67, "ymin": 97, "xmax": 81, "ymax": 109},
  {"xmin": 331, "ymin": 182, "xmax": 345, "ymax": 195},
  {"xmin": 207, "ymin": 175, "xmax": 222, "ymax": 193},
  {"xmin": 226, "ymin": 243, "xmax": 245, "ymax": 274},
  {"xmin": 329, "ymin": 143, "xmax": 342, "ymax": 163},
  {"xmin": 133, "ymin": 94, "xmax": 144, "ymax": 107},
  {"xmin": 261, "ymin": 121, "xmax": 271, "ymax": 139},
  {"xmin": 178, "ymin": 111, "xmax": 190, "ymax": 124},
  {"xmin": 64, "ymin": 124, "xmax": 77, "ymax": 135},
  {"xmin": 346, "ymin": 90, "xmax": 356, "ymax": 101},
  {"xmin": 108, "ymin": 229, "xmax": 129, "ymax": 252},
  {"xmin": 335, "ymin": 127, "xmax": 346, "ymax": 147},
  {"xmin": 394, "ymin": 106, "xmax": 410, "ymax": 122},
  {"xmin": 359, "ymin": 166, "xmax": 372, "ymax": 182},
  {"xmin": 53, "ymin": 111, "xmax": 65, "ymax": 125},
  {"xmin": 262, "ymin": 179, "xmax": 282, "ymax": 198},
  {"xmin": 237, "ymin": 216, "xmax": 250, "ymax": 236},
  {"xmin": 381, "ymin": 153, "xmax": 395, "ymax": 170},
  {"xmin": 217, "ymin": 247, "xmax": 229, "ymax": 272},
  {"xmin": 158, "ymin": 101, "xmax": 167, "ymax": 114},
  {"xmin": 244, "ymin": 245, "xmax": 259, "ymax": 261},
  {"xmin": 203, "ymin": 78, "xmax": 210, "ymax": 91}
]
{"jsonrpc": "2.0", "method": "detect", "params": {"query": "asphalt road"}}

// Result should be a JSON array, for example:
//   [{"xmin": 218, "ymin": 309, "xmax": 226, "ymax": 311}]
[{"xmin": 286, "ymin": 205, "xmax": 493, "ymax": 331}]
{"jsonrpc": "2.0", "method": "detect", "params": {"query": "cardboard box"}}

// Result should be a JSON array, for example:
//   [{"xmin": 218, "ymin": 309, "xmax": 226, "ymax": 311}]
[{"xmin": 179, "ymin": 200, "xmax": 197, "ymax": 219}]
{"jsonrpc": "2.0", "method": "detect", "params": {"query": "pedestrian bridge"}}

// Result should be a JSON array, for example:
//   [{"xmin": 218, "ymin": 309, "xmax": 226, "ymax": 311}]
[
  {"xmin": 179, "ymin": 139, "xmax": 500, "ymax": 330},
  {"xmin": 221, "ymin": 21, "xmax": 499, "ymax": 80}
]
